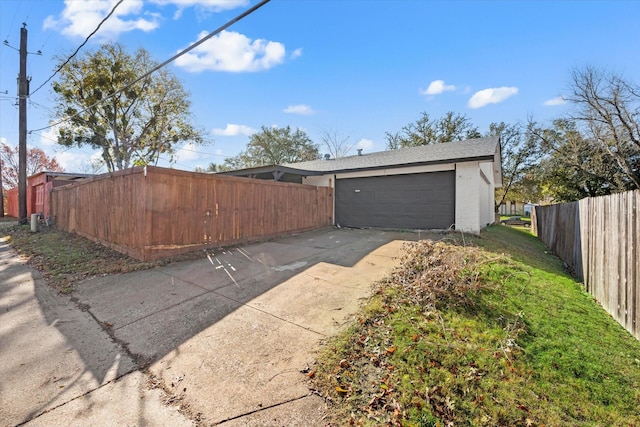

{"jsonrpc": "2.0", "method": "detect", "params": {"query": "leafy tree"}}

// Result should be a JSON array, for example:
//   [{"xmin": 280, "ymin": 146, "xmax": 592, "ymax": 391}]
[
  {"xmin": 529, "ymin": 118, "xmax": 629, "ymax": 202},
  {"xmin": 52, "ymin": 43, "xmax": 204, "ymax": 172},
  {"xmin": 220, "ymin": 155, "xmax": 250, "ymax": 171},
  {"xmin": 223, "ymin": 126, "xmax": 319, "ymax": 169},
  {"xmin": 386, "ymin": 111, "xmax": 481, "ymax": 149},
  {"xmin": 194, "ymin": 163, "xmax": 221, "ymax": 173},
  {"xmin": 567, "ymin": 66, "xmax": 640, "ymax": 189},
  {"xmin": 490, "ymin": 121, "xmax": 544, "ymax": 210},
  {"xmin": 0, "ymin": 144, "xmax": 63, "ymax": 189}
]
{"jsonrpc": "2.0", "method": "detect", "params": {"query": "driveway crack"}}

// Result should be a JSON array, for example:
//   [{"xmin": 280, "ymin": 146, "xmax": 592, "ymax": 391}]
[
  {"xmin": 213, "ymin": 394, "xmax": 313, "ymax": 425},
  {"xmin": 15, "ymin": 370, "xmax": 137, "ymax": 427}
]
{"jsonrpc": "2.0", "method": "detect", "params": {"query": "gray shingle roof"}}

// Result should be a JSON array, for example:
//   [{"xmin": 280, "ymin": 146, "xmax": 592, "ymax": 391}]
[{"xmin": 284, "ymin": 136, "xmax": 500, "ymax": 173}]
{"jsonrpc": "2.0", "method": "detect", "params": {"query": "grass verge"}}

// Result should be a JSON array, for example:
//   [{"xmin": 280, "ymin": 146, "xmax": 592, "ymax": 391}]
[
  {"xmin": 311, "ymin": 226, "xmax": 640, "ymax": 426},
  {"xmin": 0, "ymin": 224, "xmax": 204, "ymax": 293}
]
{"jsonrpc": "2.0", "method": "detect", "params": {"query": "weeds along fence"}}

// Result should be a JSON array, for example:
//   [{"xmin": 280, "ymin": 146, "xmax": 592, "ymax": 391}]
[
  {"xmin": 533, "ymin": 190, "xmax": 639, "ymax": 340},
  {"xmin": 50, "ymin": 166, "xmax": 333, "ymax": 261}
]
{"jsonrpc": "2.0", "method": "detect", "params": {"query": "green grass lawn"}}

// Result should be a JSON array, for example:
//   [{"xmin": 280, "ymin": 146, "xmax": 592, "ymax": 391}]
[{"xmin": 312, "ymin": 226, "xmax": 640, "ymax": 426}]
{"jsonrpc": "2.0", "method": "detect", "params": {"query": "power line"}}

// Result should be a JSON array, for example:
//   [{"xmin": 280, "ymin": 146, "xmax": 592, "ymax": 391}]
[
  {"xmin": 28, "ymin": 127, "xmax": 226, "ymax": 159},
  {"xmin": 28, "ymin": 98, "xmax": 57, "ymax": 114},
  {"xmin": 3, "ymin": 3, "xmax": 19, "ymax": 40},
  {"xmin": 30, "ymin": 0, "xmax": 124, "ymax": 97},
  {"xmin": 1, "ymin": 5, "xmax": 20, "ymax": 68},
  {"xmin": 29, "ymin": 0, "xmax": 271, "ymax": 134},
  {"xmin": 37, "ymin": 31, "xmax": 54, "ymax": 54},
  {"xmin": 176, "ymin": 144, "xmax": 228, "ymax": 158}
]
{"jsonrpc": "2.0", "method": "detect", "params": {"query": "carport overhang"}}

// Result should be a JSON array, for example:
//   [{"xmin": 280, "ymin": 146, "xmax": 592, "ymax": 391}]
[{"xmin": 220, "ymin": 165, "xmax": 324, "ymax": 183}]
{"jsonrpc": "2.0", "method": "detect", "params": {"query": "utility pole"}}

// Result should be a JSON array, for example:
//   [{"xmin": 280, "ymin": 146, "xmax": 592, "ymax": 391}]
[
  {"xmin": 0, "ymin": 158, "xmax": 4, "ymax": 217},
  {"xmin": 17, "ymin": 23, "xmax": 28, "ymax": 224}
]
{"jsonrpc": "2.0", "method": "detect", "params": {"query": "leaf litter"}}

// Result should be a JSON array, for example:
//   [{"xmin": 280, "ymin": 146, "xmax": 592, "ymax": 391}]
[{"xmin": 311, "ymin": 238, "xmax": 536, "ymax": 426}]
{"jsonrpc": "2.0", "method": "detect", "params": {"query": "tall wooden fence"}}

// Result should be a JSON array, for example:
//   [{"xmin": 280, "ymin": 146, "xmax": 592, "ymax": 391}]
[
  {"xmin": 51, "ymin": 166, "xmax": 333, "ymax": 260},
  {"xmin": 533, "ymin": 190, "xmax": 639, "ymax": 340}
]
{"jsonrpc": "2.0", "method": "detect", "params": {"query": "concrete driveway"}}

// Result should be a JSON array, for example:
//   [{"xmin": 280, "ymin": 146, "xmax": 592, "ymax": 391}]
[{"xmin": 1, "ymin": 227, "xmax": 424, "ymax": 426}]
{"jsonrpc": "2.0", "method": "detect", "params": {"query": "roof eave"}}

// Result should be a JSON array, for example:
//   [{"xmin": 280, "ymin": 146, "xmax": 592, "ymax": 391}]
[
  {"xmin": 300, "ymin": 155, "xmax": 497, "ymax": 175},
  {"xmin": 220, "ymin": 165, "xmax": 324, "ymax": 177}
]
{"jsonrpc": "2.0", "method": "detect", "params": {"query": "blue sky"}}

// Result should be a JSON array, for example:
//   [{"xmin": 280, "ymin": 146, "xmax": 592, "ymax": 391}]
[{"xmin": 0, "ymin": 0, "xmax": 638, "ymax": 173}]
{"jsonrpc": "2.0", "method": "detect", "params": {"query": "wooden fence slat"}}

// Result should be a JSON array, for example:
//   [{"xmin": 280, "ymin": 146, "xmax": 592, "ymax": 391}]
[
  {"xmin": 51, "ymin": 166, "xmax": 333, "ymax": 261},
  {"xmin": 534, "ymin": 190, "xmax": 640, "ymax": 340}
]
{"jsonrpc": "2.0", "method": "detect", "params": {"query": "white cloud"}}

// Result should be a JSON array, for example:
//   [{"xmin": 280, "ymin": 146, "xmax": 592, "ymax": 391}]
[
  {"xmin": 174, "ymin": 30, "xmax": 286, "ymax": 72},
  {"xmin": 43, "ymin": 0, "xmax": 159, "ymax": 41},
  {"xmin": 151, "ymin": 0, "xmax": 249, "ymax": 20},
  {"xmin": 151, "ymin": 0, "xmax": 248, "ymax": 10},
  {"xmin": 55, "ymin": 150, "xmax": 103, "ymax": 173},
  {"xmin": 356, "ymin": 138, "xmax": 374, "ymax": 150},
  {"xmin": 211, "ymin": 123, "xmax": 256, "ymax": 136},
  {"xmin": 420, "ymin": 79, "xmax": 456, "ymax": 96},
  {"xmin": 175, "ymin": 142, "xmax": 200, "ymax": 162},
  {"xmin": 40, "ymin": 125, "xmax": 62, "ymax": 146},
  {"xmin": 283, "ymin": 104, "xmax": 315, "ymax": 115},
  {"xmin": 468, "ymin": 86, "xmax": 519, "ymax": 109},
  {"xmin": 291, "ymin": 48, "xmax": 303, "ymax": 59},
  {"xmin": 544, "ymin": 96, "xmax": 567, "ymax": 106}
]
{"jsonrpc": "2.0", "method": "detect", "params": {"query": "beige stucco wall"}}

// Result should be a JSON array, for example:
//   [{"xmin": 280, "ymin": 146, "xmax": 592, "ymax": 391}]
[
  {"xmin": 479, "ymin": 161, "xmax": 496, "ymax": 227},
  {"xmin": 455, "ymin": 162, "xmax": 480, "ymax": 233},
  {"xmin": 302, "ymin": 175, "xmax": 334, "ymax": 187},
  {"xmin": 456, "ymin": 161, "xmax": 497, "ymax": 233}
]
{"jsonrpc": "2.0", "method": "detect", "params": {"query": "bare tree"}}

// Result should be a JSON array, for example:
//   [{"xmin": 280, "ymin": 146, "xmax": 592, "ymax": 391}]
[
  {"xmin": 528, "ymin": 118, "xmax": 627, "ymax": 202},
  {"xmin": 567, "ymin": 66, "xmax": 640, "ymax": 189},
  {"xmin": 489, "ymin": 121, "xmax": 543, "ymax": 210},
  {"xmin": 319, "ymin": 127, "xmax": 355, "ymax": 158},
  {"xmin": 0, "ymin": 144, "xmax": 64, "ymax": 189}
]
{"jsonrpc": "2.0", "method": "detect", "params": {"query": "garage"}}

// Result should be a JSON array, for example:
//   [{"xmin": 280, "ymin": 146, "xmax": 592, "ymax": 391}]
[
  {"xmin": 222, "ymin": 137, "xmax": 502, "ymax": 233},
  {"xmin": 335, "ymin": 171, "xmax": 455, "ymax": 229}
]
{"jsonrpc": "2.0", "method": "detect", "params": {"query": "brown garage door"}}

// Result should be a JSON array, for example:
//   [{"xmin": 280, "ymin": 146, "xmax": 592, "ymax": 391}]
[{"xmin": 335, "ymin": 171, "xmax": 455, "ymax": 229}]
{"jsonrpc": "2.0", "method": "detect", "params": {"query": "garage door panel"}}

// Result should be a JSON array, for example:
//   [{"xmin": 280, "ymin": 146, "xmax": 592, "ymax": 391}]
[{"xmin": 335, "ymin": 172, "xmax": 455, "ymax": 229}]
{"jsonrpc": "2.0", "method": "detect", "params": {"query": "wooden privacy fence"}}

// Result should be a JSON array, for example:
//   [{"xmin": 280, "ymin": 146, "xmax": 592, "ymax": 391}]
[
  {"xmin": 533, "ymin": 190, "xmax": 640, "ymax": 340},
  {"xmin": 51, "ymin": 166, "xmax": 333, "ymax": 260}
]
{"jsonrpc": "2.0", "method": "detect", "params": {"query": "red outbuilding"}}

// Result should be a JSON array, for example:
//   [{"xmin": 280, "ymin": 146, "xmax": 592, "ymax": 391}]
[{"xmin": 5, "ymin": 171, "xmax": 91, "ymax": 219}]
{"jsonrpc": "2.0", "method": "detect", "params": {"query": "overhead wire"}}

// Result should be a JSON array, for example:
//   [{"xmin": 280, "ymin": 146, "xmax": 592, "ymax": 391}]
[
  {"xmin": 2, "ymin": 3, "xmax": 19, "ymax": 40},
  {"xmin": 36, "ymin": 31, "xmax": 54, "ymax": 54},
  {"xmin": 28, "ymin": 99, "xmax": 57, "ymax": 115},
  {"xmin": 30, "ymin": 0, "xmax": 125, "ymax": 97},
  {"xmin": 173, "ymin": 142, "xmax": 226, "ymax": 158},
  {"xmin": 0, "ymin": 3, "xmax": 20, "ymax": 81},
  {"xmin": 23, "ymin": 2, "xmax": 35, "ymax": 25},
  {"xmin": 29, "ymin": 0, "xmax": 271, "ymax": 134}
]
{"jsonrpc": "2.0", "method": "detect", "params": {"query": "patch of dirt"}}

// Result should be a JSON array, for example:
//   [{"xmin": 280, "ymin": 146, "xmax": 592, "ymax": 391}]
[{"xmin": 2, "ymin": 225, "xmax": 210, "ymax": 293}]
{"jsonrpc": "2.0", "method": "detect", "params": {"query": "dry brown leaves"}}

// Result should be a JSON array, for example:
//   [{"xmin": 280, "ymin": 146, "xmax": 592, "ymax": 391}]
[
  {"xmin": 379, "ymin": 239, "xmax": 493, "ymax": 310},
  {"xmin": 314, "ymin": 239, "xmax": 516, "ymax": 426}
]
